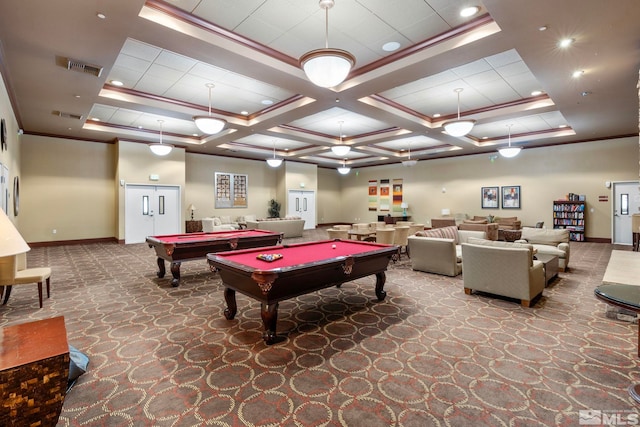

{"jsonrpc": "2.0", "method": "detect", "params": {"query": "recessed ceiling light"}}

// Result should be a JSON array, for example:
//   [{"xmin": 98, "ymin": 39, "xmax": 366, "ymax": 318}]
[
  {"xmin": 482, "ymin": 136, "xmax": 488, "ymax": 139},
  {"xmin": 91, "ymin": 117, "xmax": 100, "ymax": 121},
  {"xmin": 558, "ymin": 124, "xmax": 568, "ymax": 128},
  {"xmin": 74, "ymin": 94, "xmax": 81, "ymax": 98},
  {"xmin": 531, "ymin": 90, "xmax": 543, "ymax": 96},
  {"xmin": 110, "ymin": 80, "xmax": 124, "ymax": 86},
  {"xmin": 559, "ymin": 38, "xmax": 575, "ymax": 48},
  {"xmin": 460, "ymin": 6, "xmax": 479, "ymax": 17},
  {"xmin": 240, "ymin": 111, "xmax": 249, "ymax": 115},
  {"xmin": 433, "ymin": 113, "xmax": 441, "ymax": 118},
  {"xmin": 572, "ymin": 70, "xmax": 584, "ymax": 78},
  {"xmin": 382, "ymin": 42, "xmax": 401, "ymax": 52},
  {"xmin": 261, "ymin": 100, "xmax": 273, "ymax": 105},
  {"xmin": 538, "ymin": 25, "xmax": 548, "ymax": 32},
  {"xmin": 96, "ymin": 12, "xmax": 106, "ymax": 19}
]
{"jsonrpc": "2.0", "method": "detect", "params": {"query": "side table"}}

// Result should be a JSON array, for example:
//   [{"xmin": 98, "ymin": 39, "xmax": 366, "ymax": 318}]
[
  {"xmin": 185, "ymin": 220, "xmax": 203, "ymax": 233},
  {"xmin": 0, "ymin": 316, "xmax": 69, "ymax": 426}
]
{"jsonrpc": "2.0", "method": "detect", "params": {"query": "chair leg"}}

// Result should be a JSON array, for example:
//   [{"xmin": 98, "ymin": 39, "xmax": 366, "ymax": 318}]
[
  {"xmin": 46, "ymin": 277, "xmax": 51, "ymax": 298},
  {"xmin": 38, "ymin": 282, "xmax": 43, "ymax": 308},
  {"xmin": 2, "ymin": 285, "xmax": 12, "ymax": 304}
]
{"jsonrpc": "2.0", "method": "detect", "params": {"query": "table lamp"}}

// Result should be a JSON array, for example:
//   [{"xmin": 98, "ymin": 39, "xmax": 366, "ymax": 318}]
[
  {"xmin": 400, "ymin": 202, "xmax": 408, "ymax": 217},
  {"xmin": 187, "ymin": 204, "xmax": 196, "ymax": 221},
  {"xmin": 0, "ymin": 209, "xmax": 30, "ymax": 258}
]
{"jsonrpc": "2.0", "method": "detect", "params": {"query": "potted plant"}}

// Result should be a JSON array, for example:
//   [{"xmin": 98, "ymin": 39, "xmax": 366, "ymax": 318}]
[{"xmin": 268, "ymin": 199, "xmax": 281, "ymax": 218}]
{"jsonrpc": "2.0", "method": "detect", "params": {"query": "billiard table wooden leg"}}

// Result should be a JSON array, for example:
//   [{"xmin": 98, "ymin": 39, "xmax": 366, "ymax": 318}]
[
  {"xmin": 261, "ymin": 302, "xmax": 279, "ymax": 345},
  {"xmin": 156, "ymin": 257, "xmax": 166, "ymax": 278},
  {"xmin": 375, "ymin": 272, "xmax": 387, "ymax": 301},
  {"xmin": 170, "ymin": 262, "xmax": 181, "ymax": 287},
  {"xmin": 223, "ymin": 288, "xmax": 237, "ymax": 320}
]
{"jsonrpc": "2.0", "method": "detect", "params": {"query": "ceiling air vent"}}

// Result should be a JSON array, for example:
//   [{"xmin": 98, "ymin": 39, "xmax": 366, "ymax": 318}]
[
  {"xmin": 66, "ymin": 58, "xmax": 103, "ymax": 77},
  {"xmin": 54, "ymin": 111, "xmax": 84, "ymax": 120}
]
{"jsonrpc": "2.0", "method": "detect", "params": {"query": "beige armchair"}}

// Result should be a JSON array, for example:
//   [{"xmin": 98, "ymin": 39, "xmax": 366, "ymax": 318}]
[
  {"xmin": 516, "ymin": 227, "xmax": 570, "ymax": 271},
  {"xmin": 393, "ymin": 226, "xmax": 410, "ymax": 259},
  {"xmin": 431, "ymin": 218, "xmax": 457, "ymax": 228},
  {"xmin": 0, "ymin": 252, "xmax": 52, "ymax": 308},
  {"xmin": 458, "ymin": 220, "xmax": 499, "ymax": 240},
  {"xmin": 461, "ymin": 238, "xmax": 545, "ymax": 307},
  {"xmin": 407, "ymin": 226, "xmax": 485, "ymax": 276},
  {"xmin": 496, "ymin": 216, "xmax": 521, "ymax": 230},
  {"xmin": 327, "ymin": 228, "xmax": 349, "ymax": 240},
  {"xmin": 376, "ymin": 228, "xmax": 395, "ymax": 244}
]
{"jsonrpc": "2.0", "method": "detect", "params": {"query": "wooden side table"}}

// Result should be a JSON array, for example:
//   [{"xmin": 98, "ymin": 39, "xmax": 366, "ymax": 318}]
[
  {"xmin": 185, "ymin": 220, "xmax": 203, "ymax": 233},
  {"xmin": 0, "ymin": 316, "xmax": 69, "ymax": 426}
]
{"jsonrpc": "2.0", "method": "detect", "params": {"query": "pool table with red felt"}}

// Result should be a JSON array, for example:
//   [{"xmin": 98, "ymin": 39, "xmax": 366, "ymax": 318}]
[
  {"xmin": 146, "ymin": 229, "xmax": 283, "ymax": 287},
  {"xmin": 206, "ymin": 239, "xmax": 397, "ymax": 344}
]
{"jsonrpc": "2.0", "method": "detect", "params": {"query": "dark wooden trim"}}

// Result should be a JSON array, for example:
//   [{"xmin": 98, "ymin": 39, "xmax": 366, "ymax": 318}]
[{"xmin": 28, "ymin": 237, "xmax": 118, "ymax": 248}]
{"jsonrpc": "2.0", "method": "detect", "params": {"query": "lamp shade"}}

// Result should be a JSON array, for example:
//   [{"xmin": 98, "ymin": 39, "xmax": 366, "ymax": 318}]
[
  {"xmin": 300, "ymin": 48, "xmax": 355, "ymax": 88},
  {"xmin": 498, "ymin": 147, "xmax": 521, "ymax": 158},
  {"xmin": 193, "ymin": 116, "xmax": 226, "ymax": 134},
  {"xmin": 0, "ymin": 209, "xmax": 30, "ymax": 257},
  {"xmin": 337, "ymin": 166, "xmax": 350, "ymax": 175},
  {"xmin": 331, "ymin": 145, "xmax": 351, "ymax": 156},
  {"xmin": 266, "ymin": 158, "xmax": 283, "ymax": 167},
  {"xmin": 187, "ymin": 204, "xmax": 196, "ymax": 212},
  {"xmin": 402, "ymin": 159, "xmax": 417, "ymax": 167},
  {"xmin": 443, "ymin": 119, "xmax": 475, "ymax": 137},
  {"xmin": 149, "ymin": 143, "xmax": 173, "ymax": 156},
  {"xmin": 400, "ymin": 202, "xmax": 408, "ymax": 209}
]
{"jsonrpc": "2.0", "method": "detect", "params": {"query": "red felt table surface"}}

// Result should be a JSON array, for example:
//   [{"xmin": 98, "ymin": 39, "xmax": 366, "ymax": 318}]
[
  {"xmin": 153, "ymin": 229, "xmax": 275, "ymax": 244},
  {"xmin": 215, "ymin": 239, "xmax": 392, "ymax": 269}
]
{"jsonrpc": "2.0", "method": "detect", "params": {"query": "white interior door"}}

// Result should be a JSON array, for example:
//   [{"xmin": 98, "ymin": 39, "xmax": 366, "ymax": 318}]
[
  {"xmin": 287, "ymin": 190, "xmax": 316, "ymax": 230},
  {"xmin": 613, "ymin": 181, "xmax": 640, "ymax": 245},
  {"xmin": 125, "ymin": 184, "xmax": 181, "ymax": 244}
]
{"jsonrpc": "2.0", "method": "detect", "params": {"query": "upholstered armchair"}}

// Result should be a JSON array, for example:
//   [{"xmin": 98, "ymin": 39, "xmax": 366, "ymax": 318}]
[
  {"xmin": 458, "ymin": 220, "xmax": 499, "ymax": 240},
  {"xmin": 430, "ymin": 218, "xmax": 457, "ymax": 228},
  {"xmin": 516, "ymin": 227, "xmax": 570, "ymax": 271},
  {"xmin": 461, "ymin": 238, "xmax": 545, "ymax": 307},
  {"xmin": 496, "ymin": 216, "xmax": 521, "ymax": 230},
  {"xmin": 0, "ymin": 252, "xmax": 52, "ymax": 308}
]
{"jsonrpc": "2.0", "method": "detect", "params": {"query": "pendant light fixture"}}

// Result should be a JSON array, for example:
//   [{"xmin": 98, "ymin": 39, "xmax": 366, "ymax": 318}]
[
  {"xmin": 266, "ymin": 140, "xmax": 283, "ymax": 167},
  {"xmin": 331, "ymin": 120, "xmax": 350, "ymax": 156},
  {"xmin": 337, "ymin": 158, "xmax": 350, "ymax": 175},
  {"xmin": 193, "ymin": 83, "xmax": 226, "ymax": 134},
  {"xmin": 149, "ymin": 120, "xmax": 173, "ymax": 156},
  {"xmin": 299, "ymin": 0, "xmax": 355, "ymax": 88},
  {"xmin": 402, "ymin": 141, "xmax": 417, "ymax": 167},
  {"xmin": 443, "ymin": 88, "xmax": 475, "ymax": 137},
  {"xmin": 498, "ymin": 124, "xmax": 521, "ymax": 158}
]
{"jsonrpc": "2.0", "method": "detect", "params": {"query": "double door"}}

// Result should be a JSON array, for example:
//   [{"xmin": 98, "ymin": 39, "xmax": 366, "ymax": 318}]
[
  {"xmin": 125, "ymin": 184, "xmax": 181, "ymax": 244},
  {"xmin": 287, "ymin": 190, "xmax": 315, "ymax": 230}
]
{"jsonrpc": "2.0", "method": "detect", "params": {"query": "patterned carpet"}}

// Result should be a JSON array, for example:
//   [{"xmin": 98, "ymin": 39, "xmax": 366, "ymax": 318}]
[{"xmin": 1, "ymin": 229, "xmax": 638, "ymax": 426}]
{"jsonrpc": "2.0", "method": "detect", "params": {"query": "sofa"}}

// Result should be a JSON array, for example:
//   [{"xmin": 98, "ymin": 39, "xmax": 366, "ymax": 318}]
[
  {"xmin": 245, "ymin": 218, "xmax": 305, "ymax": 238},
  {"xmin": 407, "ymin": 226, "xmax": 486, "ymax": 276},
  {"xmin": 516, "ymin": 227, "xmax": 570, "ymax": 271},
  {"xmin": 461, "ymin": 237, "xmax": 545, "ymax": 307},
  {"xmin": 458, "ymin": 220, "xmax": 499, "ymax": 240},
  {"xmin": 201, "ymin": 217, "xmax": 237, "ymax": 232}
]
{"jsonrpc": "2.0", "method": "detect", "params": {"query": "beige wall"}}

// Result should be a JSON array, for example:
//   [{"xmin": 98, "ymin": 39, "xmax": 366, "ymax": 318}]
[
  {"xmin": 186, "ymin": 153, "xmax": 277, "ymax": 220},
  {"xmin": 0, "ymin": 74, "xmax": 20, "ymax": 228},
  {"xmin": 317, "ymin": 168, "xmax": 342, "ymax": 224},
  {"xmin": 20, "ymin": 135, "xmax": 116, "ymax": 242},
  {"xmin": 340, "ymin": 137, "xmax": 637, "ymax": 239}
]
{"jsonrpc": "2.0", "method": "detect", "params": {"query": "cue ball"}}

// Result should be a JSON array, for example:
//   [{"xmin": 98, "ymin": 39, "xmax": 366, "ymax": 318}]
[{"xmin": 332, "ymin": 244, "xmax": 336, "ymax": 249}]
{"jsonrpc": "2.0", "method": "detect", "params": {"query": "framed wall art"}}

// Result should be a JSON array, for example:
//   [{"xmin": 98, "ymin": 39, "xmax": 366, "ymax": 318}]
[
  {"xmin": 481, "ymin": 186, "xmax": 499, "ymax": 209},
  {"xmin": 215, "ymin": 172, "xmax": 248, "ymax": 208},
  {"xmin": 501, "ymin": 185, "xmax": 521, "ymax": 209}
]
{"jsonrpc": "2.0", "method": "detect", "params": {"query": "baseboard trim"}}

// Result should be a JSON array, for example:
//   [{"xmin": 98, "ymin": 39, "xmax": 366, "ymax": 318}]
[{"xmin": 28, "ymin": 237, "xmax": 119, "ymax": 247}]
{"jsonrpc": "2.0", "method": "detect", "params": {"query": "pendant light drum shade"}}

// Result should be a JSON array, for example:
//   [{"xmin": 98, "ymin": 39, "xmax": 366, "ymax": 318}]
[
  {"xmin": 149, "ymin": 120, "xmax": 173, "ymax": 156},
  {"xmin": 498, "ymin": 124, "xmax": 521, "ymax": 158},
  {"xmin": 443, "ymin": 88, "xmax": 475, "ymax": 137},
  {"xmin": 193, "ymin": 83, "xmax": 226, "ymax": 134},
  {"xmin": 299, "ymin": 0, "xmax": 355, "ymax": 88},
  {"xmin": 300, "ymin": 49, "xmax": 355, "ymax": 88}
]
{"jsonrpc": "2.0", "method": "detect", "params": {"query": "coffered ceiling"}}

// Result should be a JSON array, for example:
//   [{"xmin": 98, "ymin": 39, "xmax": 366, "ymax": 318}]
[{"xmin": 0, "ymin": 0, "xmax": 638, "ymax": 169}]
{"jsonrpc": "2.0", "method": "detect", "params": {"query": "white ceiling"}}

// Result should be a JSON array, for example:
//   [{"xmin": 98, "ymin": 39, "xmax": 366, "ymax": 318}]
[{"xmin": 0, "ymin": 0, "xmax": 638, "ymax": 169}]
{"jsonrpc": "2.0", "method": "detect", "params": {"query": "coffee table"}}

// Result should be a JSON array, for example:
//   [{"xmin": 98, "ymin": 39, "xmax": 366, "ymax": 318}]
[{"xmin": 534, "ymin": 253, "xmax": 559, "ymax": 285}]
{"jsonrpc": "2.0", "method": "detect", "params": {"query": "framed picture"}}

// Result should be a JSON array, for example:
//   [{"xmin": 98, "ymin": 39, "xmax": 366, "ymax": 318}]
[
  {"xmin": 481, "ymin": 186, "xmax": 499, "ymax": 209},
  {"xmin": 501, "ymin": 185, "xmax": 521, "ymax": 209}
]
